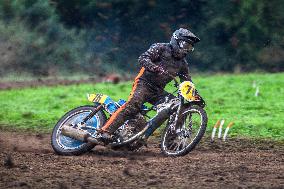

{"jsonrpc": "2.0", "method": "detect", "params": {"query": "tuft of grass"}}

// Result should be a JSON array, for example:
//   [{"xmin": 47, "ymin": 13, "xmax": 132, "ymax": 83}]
[
  {"xmin": 21, "ymin": 112, "xmax": 34, "ymax": 118},
  {"xmin": 0, "ymin": 73, "xmax": 283, "ymax": 140}
]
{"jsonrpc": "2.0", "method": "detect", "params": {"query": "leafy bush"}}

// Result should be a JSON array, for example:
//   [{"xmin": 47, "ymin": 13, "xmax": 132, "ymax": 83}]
[{"xmin": 0, "ymin": 0, "xmax": 93, "ymax": 76}]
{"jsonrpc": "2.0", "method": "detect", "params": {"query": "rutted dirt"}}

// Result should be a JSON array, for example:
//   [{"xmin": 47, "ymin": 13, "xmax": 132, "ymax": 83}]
[
  {"xmin": 0, "ymin": 131, "xmax": 283, "ymax": 189},
  {"xmin": 0, "ymin": 78, "xmax": 99, "ymax": 90}
]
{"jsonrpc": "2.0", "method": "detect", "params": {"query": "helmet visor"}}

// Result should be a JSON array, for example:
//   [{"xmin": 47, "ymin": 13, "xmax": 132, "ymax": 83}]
[{"xmin": 179, "ymin": 41, "xmax": 194, "ymax": 52}]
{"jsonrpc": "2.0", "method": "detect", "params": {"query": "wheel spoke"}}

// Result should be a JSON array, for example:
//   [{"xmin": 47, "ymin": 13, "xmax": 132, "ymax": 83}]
[
  {"xmin": 176, "ymin": 140, "xmax": 183, "ymax": 151},
  {"xmin": 168, "ymin": 142, "xmax": 176, "ymax": 150},
  {"xmin": 181, "ymin": 138, "xmax": 188, "ymax": 149}
]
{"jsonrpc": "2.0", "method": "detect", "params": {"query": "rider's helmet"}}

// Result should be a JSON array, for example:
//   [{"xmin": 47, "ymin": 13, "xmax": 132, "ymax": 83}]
[{"xmin": 170, "ymin": 28, "xmax": 200, "ymax": 56}]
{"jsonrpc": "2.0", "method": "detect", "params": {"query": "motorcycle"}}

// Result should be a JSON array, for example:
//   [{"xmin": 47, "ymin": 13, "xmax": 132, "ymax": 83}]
[{"xmin": 51, "ymin": 74, "xmax": 207, "ymax": 157}]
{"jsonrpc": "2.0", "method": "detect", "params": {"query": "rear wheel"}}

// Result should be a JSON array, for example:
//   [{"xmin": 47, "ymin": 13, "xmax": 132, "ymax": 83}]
[
  {"xmin": 51, "ymin": 105, "xmax": 107, "ymax": 155},
  {"xmin": 161, "ymin": 106, "xmax": 207, "ymax": 156}
]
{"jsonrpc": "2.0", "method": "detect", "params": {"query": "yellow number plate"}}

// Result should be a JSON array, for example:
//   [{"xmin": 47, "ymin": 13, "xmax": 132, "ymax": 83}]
[
  {"xmin": 179, "ymin": 81, "xmax": 196, "ymax": 101},
  {"xmin": 87, "ymin": 93, "xmax": 108, "ymax": 104}
]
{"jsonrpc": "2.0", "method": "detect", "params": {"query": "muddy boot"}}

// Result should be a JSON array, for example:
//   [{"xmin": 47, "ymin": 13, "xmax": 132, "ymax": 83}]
[{"xmin": 96, "ymin": 131, "xmax": 113, "ymax": 145}]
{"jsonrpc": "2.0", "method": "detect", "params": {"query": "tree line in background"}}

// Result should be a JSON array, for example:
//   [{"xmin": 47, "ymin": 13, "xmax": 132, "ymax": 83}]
[{"xmin": 0, "ymin": 0, "xmax": 283, "ymax": 76}]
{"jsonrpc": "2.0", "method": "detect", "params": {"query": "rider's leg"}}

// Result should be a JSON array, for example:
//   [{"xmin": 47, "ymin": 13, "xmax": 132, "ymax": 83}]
[{"xmin": 101, "ymin": 81, "xmax": 152, "ymax": 134}]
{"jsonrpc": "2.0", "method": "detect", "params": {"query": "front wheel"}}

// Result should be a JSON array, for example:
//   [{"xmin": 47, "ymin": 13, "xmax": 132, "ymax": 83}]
[
  {"xmin": 51, "ymin": 105, "xmax": 107, "ymax": 155},
  {"xmin": 161, "ymin": 106, "xmax": 207, "ymax": 157}
]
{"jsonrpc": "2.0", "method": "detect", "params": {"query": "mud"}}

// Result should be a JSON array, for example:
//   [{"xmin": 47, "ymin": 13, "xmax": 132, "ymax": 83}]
[
  {"xmin": 0, "ymin": 131, "xmax": 283, "ymax": 189},
  {"xmin": 0, "ymin": 78, "xmax": 98, "ymax": 90}
]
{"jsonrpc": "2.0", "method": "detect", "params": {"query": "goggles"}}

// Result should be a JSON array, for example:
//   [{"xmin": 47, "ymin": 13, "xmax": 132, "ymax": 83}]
[{"xmin": 179, "ymin": 41, "xmax": 194, "ymax": 52}]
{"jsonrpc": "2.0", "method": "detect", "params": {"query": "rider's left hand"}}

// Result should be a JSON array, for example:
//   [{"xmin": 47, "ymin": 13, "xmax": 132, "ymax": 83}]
[
  {"xmin": 194, "ymin": 90, "xmax": 202, "ymax": 100},
  {"xmin": 195, "ymin": 95, "xmax": 201, "ymax": 101}
]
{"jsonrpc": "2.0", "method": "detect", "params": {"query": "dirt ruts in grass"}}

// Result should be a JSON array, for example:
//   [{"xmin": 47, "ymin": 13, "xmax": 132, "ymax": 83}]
[
  {"xmin": 0, "ymin": 75, "xmax": 131, "ymax": 90},
  {"xmin": 0, "ymin": 131, "xmax": 283, "ymax": 188},
  {"xmin": 0, "ymin": 78, "xmax": 104, "ymax": 90}
]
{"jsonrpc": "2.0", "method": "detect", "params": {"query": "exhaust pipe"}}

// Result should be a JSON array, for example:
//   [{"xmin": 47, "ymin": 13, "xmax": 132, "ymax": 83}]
[{"xmin": 61, "ymin": 125, "xmax": 99, "ymax": 144}]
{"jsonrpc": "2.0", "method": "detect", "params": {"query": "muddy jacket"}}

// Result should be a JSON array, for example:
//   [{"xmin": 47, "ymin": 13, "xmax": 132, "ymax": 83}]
[{"xmin": 138, "ymin": 43, "xmax": 192, "ymax": 89}]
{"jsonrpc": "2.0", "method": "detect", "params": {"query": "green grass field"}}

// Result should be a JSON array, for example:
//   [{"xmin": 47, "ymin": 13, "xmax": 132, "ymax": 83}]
[{"xmin": 0, "ymin": 73, "xmax": 283, "ymax": 140}]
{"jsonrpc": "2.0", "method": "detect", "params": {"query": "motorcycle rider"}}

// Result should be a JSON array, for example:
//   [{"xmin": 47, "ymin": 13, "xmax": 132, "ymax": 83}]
[{"xmin": 98, "ymin": 28, "xmax": 200, "ymax": 143}]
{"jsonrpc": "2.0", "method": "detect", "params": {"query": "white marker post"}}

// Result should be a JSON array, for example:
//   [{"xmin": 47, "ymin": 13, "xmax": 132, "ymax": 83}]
[
  {"xmin": 223, "ymin": 122, "xmax": 234, "ymax": 141},
  {"xmin": 255, "ymin": 86, "xmax": 259, "ymax": 97},
  {"xmin": 211, "ymin": 120, "xmax": 220, "ymax": 142},
  {"xmin": 218, "ymin": 119, "xmax": 225, "ymax": 139}
]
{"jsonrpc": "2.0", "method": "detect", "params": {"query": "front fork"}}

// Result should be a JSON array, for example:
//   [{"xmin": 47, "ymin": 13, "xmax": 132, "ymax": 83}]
[
  {"xmin": 144, "ymin": 96, "xmax": 184, "ymax": 138},
  {"xmin": 74, "ymin": 104, "xmax": 103, "ymax": 129},
  {"xmin": 169, "ymin": 96, "xmax": 184, "ymax": 133}
]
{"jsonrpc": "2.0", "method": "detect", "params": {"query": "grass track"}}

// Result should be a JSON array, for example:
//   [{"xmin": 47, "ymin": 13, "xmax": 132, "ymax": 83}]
[{"xmin": 0, "ymin": 73, "xmax": 283, "ymax": 139}]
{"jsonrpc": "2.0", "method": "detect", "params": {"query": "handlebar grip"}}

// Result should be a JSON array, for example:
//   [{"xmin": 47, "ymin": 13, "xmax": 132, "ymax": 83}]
[{"xmin": 168, "ymin": 73, "xmax": 179, "ymax": 86}]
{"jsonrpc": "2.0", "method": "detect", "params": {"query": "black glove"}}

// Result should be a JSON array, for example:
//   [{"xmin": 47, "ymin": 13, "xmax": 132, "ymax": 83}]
[{"xmin": 194, "ymin": 89, "xmax": 202, "ymax": 100}]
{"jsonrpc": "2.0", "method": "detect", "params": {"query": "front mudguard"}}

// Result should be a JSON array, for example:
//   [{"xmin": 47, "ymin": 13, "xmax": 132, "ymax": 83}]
[{"xmin": 185, "ymin": 98, "xmax": 206, "ymax": 108}]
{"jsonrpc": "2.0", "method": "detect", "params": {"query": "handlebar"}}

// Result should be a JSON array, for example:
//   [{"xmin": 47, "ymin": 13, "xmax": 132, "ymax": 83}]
[{"xmin": 167, "ymin": 73, "xmax": 179, "ymax": 88}]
